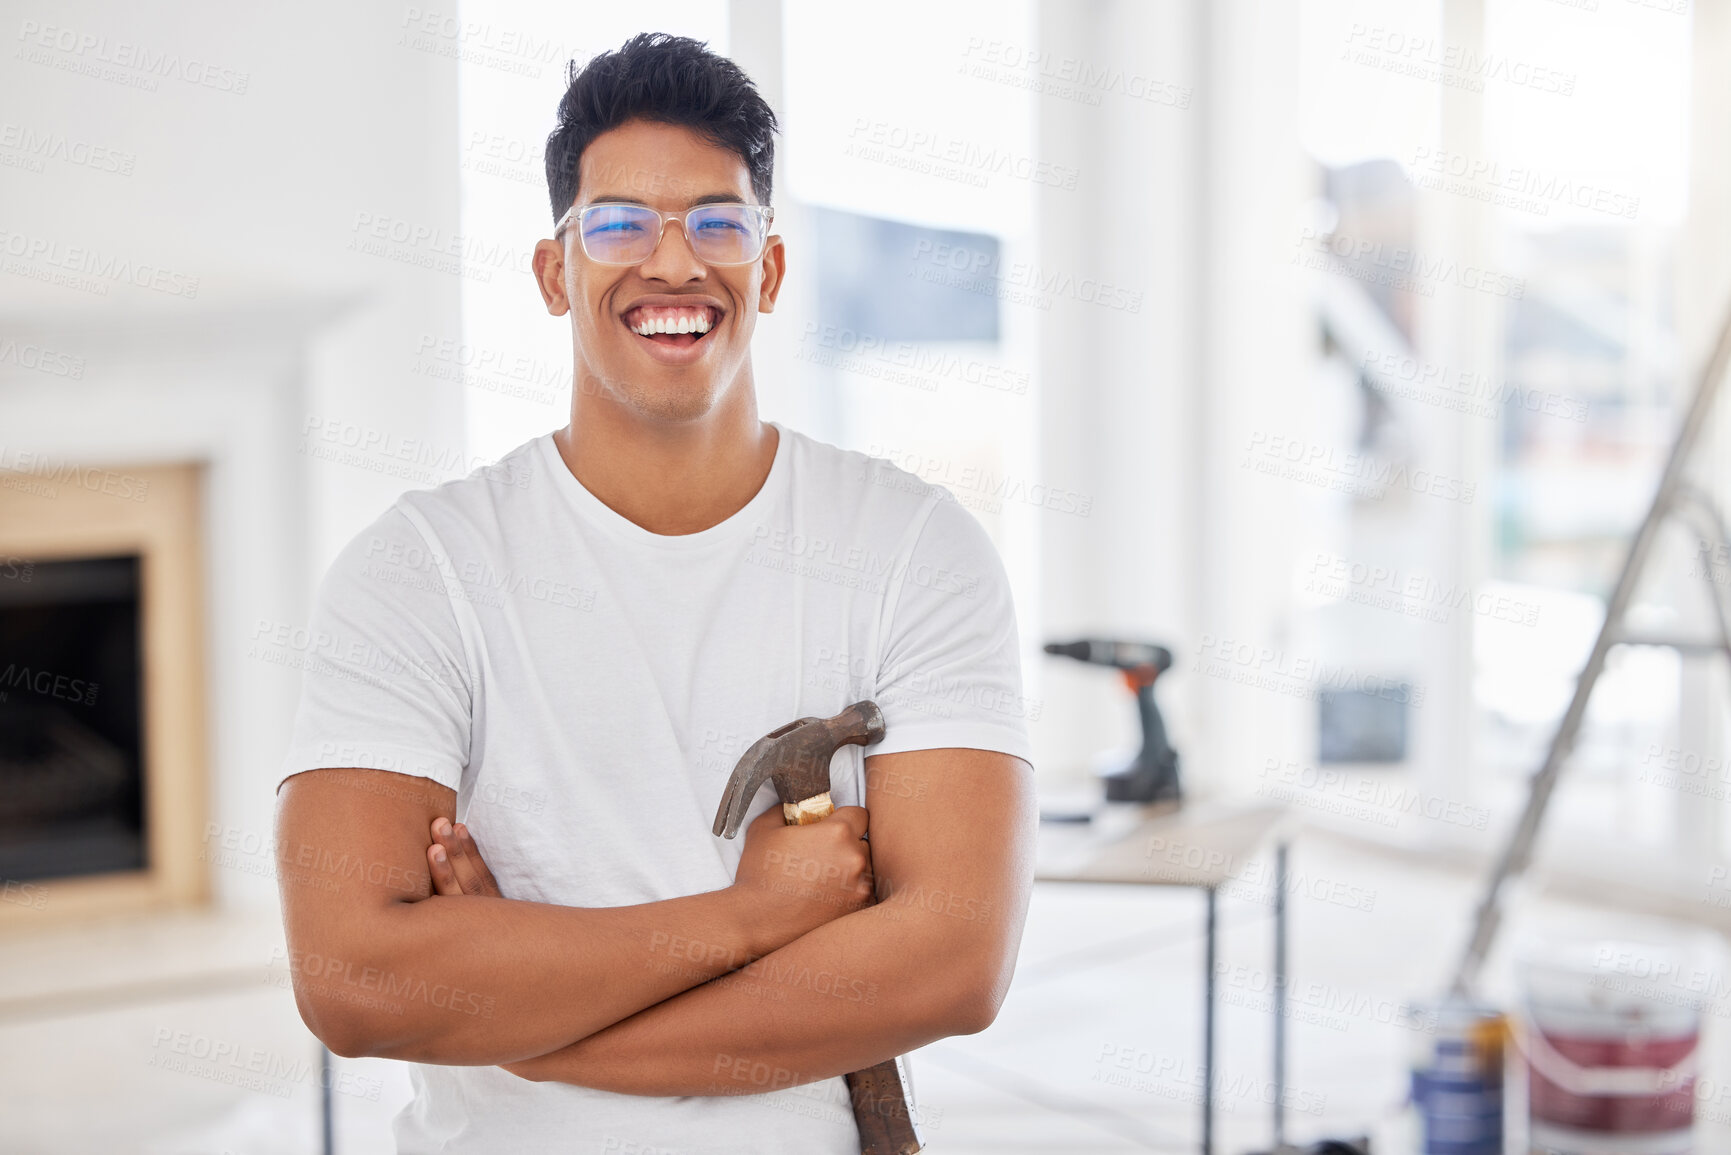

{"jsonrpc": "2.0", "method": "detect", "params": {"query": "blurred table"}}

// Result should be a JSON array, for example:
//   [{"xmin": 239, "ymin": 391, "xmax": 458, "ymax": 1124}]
[{"xmin": 1035, "ymin": 801, "xmax": 1291, "ymax": 1155}]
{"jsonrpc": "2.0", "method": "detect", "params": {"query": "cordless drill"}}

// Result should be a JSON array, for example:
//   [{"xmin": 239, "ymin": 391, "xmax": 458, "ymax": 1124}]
[{"xmin": 1044, "ymin": 639, "xmax": 1181, "ymax": 804}]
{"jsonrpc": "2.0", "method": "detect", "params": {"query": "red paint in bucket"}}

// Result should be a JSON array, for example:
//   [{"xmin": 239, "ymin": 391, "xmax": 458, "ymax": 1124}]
[
  {"xmin": 1527, "ymin": 1030, "xmax": 1695, "ymax": 1133},
  {"xmin": 1520, "ymin": 939, "xmax": 1706, "ymax": 1155}
]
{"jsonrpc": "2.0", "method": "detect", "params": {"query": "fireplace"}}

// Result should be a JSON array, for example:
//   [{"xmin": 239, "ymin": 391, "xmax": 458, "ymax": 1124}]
[
  {"xmin": 0, "ymin": 463, "xmax": 207, "ymax": 920},
  {"xmin": 0, "ymin": 555, "xmax": 145, "ymax": 881}
]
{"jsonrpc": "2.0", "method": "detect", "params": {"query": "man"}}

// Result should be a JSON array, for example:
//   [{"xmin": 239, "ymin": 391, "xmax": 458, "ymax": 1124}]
[{"xmin": 274, "ymin": 31, "xmax": 1036, "ymax": 1154}]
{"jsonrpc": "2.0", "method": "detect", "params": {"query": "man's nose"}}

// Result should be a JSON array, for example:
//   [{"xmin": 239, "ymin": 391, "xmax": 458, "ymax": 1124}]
[{"xmin": 636, "ymin": 218, "xmax": 707, "ymax": 282}]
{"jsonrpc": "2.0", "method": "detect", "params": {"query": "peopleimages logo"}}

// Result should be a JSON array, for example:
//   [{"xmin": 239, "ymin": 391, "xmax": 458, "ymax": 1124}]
[
  {"xmin": 798, "ymin": 323, "xmax": 1030, "ymax": 395},
  {"xmin": 1, "ymin": 878, "xmax": 47, "ymax": 910},
  {"xmin": 1256, "ymin": 757, "xmax": 1490, "ymax": 830},
  {"xmin": 299, "ymin": 415, "xmax": 531, "ymax": 490},
  {"xmin": 1192, "ymin": 633, "xmax": 1424, "ymax": 710},
  {"xmin": 0, "ymin": 228, "xmax": 200, "ymax": 298},
  {"xmin": 958, "ymin": 38, "xmax": 1192, "ymax": 110},
  {"xmin": 1241, "ymin": 431, "xmax": 1477, "ymax": 505},
  {"xmin": 396, "ymin": 7, "xmax": 577, "ymax": 78},
  {"xmin": 1340, "ymin": 24, "xmax": 1576, "ymax": 96},
  {"xmin": 1303, "ymin": 551, "xmax": 1540, "ymax": 627},
  {"xmin": 1093, "ymin": 1044, "xmax": 1327, "ymax": 1114},
  {"xmin": 1292, "ymin": 227, "xmax": 1525, "ymax": 300},
  {"xmin": 0, "ymin": 663, "xmax": 98, "ymax": 706},
  {"xmin": 909, "ymin": 240, "xmax": 1144, "ymax": 313},
  {"xmin": 1359, "ymin": 349, "xmax": 1588, "ymax": 424},
  {"xmin": 0, "ymin": 447, "xmax": 149, "ymax": 502},
  {"xmin": 846, "ymin": 118, "xmax": 1080, "ymax": 191},
  {"xmin": 15, "ymin": 19, "xmax": 252, "ymax": 94},
  {"xmin": 1408, "ymin": 146, "xmax": 1640, "ymax": 221},
  {"xmin": 0, "ymin": 338, "xmax": 85, "ymax": 378},
  {"xmin": 865, "ymin": 445, "xmax": 1094, "ymax": 517},
  {"xmin": 0, "ymin": 122, "xmax": 136, "ymax": 175}
]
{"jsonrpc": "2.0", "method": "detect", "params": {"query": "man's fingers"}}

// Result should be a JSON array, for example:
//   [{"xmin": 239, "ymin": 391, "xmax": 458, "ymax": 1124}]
[
  {"xmin": 442, "ymin": 824, "xmax": 486, "ymax": 894},
  {"xmin": 825, "ymin": 805, "xmax": 869, "ymax": 841},
  {"xmin": 430, "ymin": 816, "xmax": 496, "ymax": 898},
  {"xmin": 454, "ymin": 823, "xmax": 502, "ymax": 897},
  {"xmin": 430, "ymin": 817, "xmax": 473, "ymax": 894},
  {"xmin": 427, "ymin": 843, "xmax": 463, "ymax": 896}
]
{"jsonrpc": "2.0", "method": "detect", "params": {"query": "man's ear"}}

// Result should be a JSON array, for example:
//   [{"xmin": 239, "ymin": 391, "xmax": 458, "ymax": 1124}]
[
  {"xmin": 533, "ymin": 238, "xmax": 570, "ymax": 316},
  {"xmin": 757, "ymin": 234, "xmax": 786, "ymax": 315}
]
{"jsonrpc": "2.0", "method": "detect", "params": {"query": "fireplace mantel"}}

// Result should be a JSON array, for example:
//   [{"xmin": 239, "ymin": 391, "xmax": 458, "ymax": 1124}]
[{"xmin": 0, "ymin": 296, "xmax": 364, "ymax": 920}]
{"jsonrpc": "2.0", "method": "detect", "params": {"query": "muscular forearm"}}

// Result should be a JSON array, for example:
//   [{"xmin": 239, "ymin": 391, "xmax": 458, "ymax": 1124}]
[
  {"xmin": 505, "ymin": 900, "xmax": 989, "ymax": 1096},
  {"xmin": 296, "ymin": 885, "xmax": 772, "ymax": 1066}
]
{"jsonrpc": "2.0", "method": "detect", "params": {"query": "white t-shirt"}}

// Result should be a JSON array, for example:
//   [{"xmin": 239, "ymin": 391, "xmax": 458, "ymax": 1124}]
[{"xmin": 278, "ymin": 422, "xmax": 1033, "ymax": 1154}]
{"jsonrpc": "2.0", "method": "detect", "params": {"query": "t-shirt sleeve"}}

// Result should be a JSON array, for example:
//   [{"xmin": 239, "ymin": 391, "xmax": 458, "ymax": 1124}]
[
  {"xmin": 276, "ymin": 505, "xmax": 472, "ymax": 793},
  {"xmin": 870, "ymin": 493, "xmax": 1034, "ymax": 763}
]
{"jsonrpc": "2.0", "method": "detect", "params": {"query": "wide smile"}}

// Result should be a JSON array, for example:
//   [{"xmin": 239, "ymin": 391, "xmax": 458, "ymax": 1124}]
[{"xmin": 619, "ymin": 303, "xmax": 724, "ymax": 366}]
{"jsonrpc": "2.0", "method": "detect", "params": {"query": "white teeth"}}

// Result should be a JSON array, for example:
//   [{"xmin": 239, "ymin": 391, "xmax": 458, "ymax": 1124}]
[{"xmin": 629, "ymin": 309, "xmax": 713, "ymax": 336}]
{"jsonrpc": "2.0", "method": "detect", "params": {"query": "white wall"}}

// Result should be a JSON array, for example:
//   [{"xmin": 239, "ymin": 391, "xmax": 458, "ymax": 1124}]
[
  {"xmin": 1034, "ymin": 0, "xmax": 1315, "ymax": 797},
  {"xmin": 0, "ymin": 1, "xmax": 465, "ymax": 907}
]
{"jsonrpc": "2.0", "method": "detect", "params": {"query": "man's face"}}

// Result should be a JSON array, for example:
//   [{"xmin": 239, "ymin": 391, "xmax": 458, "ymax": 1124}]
[{"xmin": 532, "ymin": 118, "xmax": 785, "ymax": 424}]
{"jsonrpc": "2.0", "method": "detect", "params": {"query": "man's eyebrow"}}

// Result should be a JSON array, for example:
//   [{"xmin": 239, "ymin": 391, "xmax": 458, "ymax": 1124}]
[{"xmin": 588, "ymin": 193, "xmax": 754, "ymax": 207}]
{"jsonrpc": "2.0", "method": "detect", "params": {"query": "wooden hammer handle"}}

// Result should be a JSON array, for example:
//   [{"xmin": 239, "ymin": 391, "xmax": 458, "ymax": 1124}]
[
  {"xmin": 782, "ymin": 790, "xmax": 834, "ymax": 825},
  {"xmin": 846, "ymin": 1061, "xmax": 923, "ymax": 1155},
  {"xmin": 787, "ymin": 792, "xmax": 923, "ymax": 1155}
]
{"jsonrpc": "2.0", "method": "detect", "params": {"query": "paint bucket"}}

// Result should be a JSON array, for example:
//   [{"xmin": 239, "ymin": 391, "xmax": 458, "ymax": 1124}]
[
  {"xmin": 1409, "ymin": 999, "xmax": 1506, "ymax": 1155},
  {"xmin": 1520, "ymin": 940, "xmax": 1703, "ymax": 1155}
]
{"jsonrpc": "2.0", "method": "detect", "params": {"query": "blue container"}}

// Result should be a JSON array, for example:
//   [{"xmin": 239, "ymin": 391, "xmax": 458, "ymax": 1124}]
[{"xmin": 1410, "ymin": 1001, "xmax": 1505, "ymax": 1155}]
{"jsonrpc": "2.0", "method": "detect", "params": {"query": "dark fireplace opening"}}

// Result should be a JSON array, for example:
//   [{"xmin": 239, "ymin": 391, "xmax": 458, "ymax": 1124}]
[{"xmin": 0, "ymin": 555, "xmax": 145, "ymax": 882}]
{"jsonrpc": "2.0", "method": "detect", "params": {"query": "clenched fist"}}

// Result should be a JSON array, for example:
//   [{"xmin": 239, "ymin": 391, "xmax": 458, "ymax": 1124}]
[{"xmin": 730, "ymin": 804, "xmax": 874, "ymax": 941}]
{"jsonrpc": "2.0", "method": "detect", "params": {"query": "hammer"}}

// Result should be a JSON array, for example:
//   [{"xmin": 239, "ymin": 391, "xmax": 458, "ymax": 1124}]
[{"xmin": 713, "ymin": 700, "xmax": 923, "ymax": 1155}]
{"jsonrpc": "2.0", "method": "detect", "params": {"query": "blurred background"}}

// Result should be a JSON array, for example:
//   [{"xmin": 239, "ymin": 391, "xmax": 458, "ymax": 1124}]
[{"xmin": 2, "ymin": 0, "xmax": 1728, "ymax": 1151}]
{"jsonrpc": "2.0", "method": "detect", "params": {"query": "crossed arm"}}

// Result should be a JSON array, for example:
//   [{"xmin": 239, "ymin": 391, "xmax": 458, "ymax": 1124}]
[{"xmin": 274, "ymin": 748, "xmax": 1036, "ymax": 1092}]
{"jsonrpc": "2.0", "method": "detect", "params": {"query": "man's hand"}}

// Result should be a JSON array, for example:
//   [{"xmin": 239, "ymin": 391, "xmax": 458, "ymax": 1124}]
[
  {"xmin": 425, "ymin": 807, "xmax": 875, "ymax": 946},
  {"xmin": 493, "ymin": 802, "xmax": 875, "ymax": 1084},
  {"xmin": 426, "ymin": 818, "xmax": 503, "ymax": 898},
  {"xmin": 730, "ymin": 804, "xmax": 874, "ymax": 938}
]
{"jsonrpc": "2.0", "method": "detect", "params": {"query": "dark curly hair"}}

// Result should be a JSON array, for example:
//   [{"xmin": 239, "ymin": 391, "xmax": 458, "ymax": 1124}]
[{"xmin": 544, "ymin": 32, "xmax": 778, "ymax": 221}]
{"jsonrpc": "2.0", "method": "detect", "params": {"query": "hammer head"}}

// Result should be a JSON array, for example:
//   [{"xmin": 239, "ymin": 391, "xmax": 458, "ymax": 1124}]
[{"xmin": 712, "ymin": 700, "xmax": 886, "ymax": 838}]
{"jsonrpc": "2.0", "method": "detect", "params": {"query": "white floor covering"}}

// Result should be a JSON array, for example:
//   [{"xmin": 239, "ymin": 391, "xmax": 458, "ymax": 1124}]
[{"xmin": 1, "ymin": 827, "xmax": 1724, "ymax": 1154}]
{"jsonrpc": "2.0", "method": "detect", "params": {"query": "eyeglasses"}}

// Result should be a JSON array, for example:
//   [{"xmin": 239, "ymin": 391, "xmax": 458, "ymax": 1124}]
[{"xmin": 553, "ymin": 201, "xmax": 775, "ymax": 266}]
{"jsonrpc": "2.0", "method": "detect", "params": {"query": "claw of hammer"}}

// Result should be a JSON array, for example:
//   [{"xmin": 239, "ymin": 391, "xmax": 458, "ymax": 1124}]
[{"xmin": 711, "ymin": 701, "xmax": 886, "ymax": 839}]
